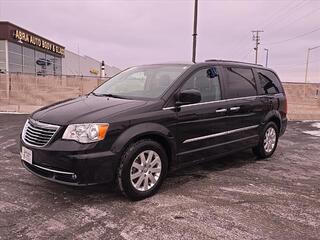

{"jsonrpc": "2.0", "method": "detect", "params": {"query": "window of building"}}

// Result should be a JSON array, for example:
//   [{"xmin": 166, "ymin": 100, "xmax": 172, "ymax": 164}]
[
  {"xmin": 0, "ymin": 41, "xmax": 5, "ymax": 51},
  {"xmin": 0, "ymin": 41, "xmax": 6, "ymax": 73},
  {"xmin": 45, "ymin": 53, "xmax": 54, "ymax": 75},
  {"xmin": 23, "ymin": 47, "xmax": 34, "ymax": 57},
  {"xmin": 181, "ymin": 67, "xmax": 221, "ymax": 102},
  {"xmin": 8, "ymin": 42, "xmax": 22, "ymax": 54},
  {"xmin": 23, "ymin": 47, "xmax": 35, "ymax": 74},
  {"xmin": 224, "ymin": 67, "xmax": 257, "ymax": 98},
  {"xmin": 9, "ymin": 64, "xmax": 22, "ymax": 73},
  {"xmin": 8, "ymin": 42, "xmax": 23, "ymax": 73},
  {"xmin": 256, "ymin": 69, "xmax": 283, "ymax": 94},
  {"xmin": 35, "ymin": 50, "xmax": 46, "ymax": 75},
  {"xmin": 0, "ymin": 62, "xmax": 6, "ymax": 73},
  {"xmin": 23, "ymin": 65, "xmax": 36, "ymax": 74},
  {"xmin": 0, "ymin": 41, "xmax": 5, "ymax": 62},
  {"xmin": 54, "ymin": 57, "xmax": 62, "ymax": 75},
  {"xmin": 0, "ymin": 52, "xmax": 6, "ymax": 63},
  {"xmin": 0, "ymin": 52, "xmax": 5, "ymax": 68},
  {"xmin": 5, "ymin": 42, "xmax": 62, "ymax": 75},
  {"xmin": 23, "ymin": 54, "xmax": 34, "ymax": 66}
]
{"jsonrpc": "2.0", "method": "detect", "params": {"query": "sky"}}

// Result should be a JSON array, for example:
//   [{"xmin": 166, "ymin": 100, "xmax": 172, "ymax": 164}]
[{"xmin": 0, "ymin": 0, "xmax": 319, "ymax": 82}]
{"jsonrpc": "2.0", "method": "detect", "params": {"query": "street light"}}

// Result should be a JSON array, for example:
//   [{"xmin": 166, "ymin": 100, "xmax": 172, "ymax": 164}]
[
  {"xmin": 304, "ymin": 45, "xmax": 320, "ymax": 97},
  {"xmin": 264, "ymin": 48, "xmax": 269, "ymax": 67}
]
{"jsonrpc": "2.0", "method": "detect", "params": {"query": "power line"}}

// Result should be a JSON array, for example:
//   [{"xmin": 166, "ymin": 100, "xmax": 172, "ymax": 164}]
[
  {"xmin": 231, "ymin": 1, "xmax": 309, "ymax": 59},
  {"xmin": 262, "ymin": 0, "xmax": 308, "ymax": 30},
  {"xmin": 267, "ymin": 26, "xmax": 320, "ymax": 45},
  {"xmin": 267, "ymin": 6, "xmax": 320, "ymax": 35},
  {"xmin": 229, "ymin": 1, "xmax": 296, "ymax": 57}
]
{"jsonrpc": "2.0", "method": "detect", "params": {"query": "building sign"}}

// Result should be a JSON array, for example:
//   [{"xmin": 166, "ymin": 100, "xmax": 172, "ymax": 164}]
[
  {"xmin": 13, "ymin": 29, "xmax": 65, "ymax": 56},
  {"xmin": 90, "ymin": 69, "xmax": 99, "ymax": 75}
]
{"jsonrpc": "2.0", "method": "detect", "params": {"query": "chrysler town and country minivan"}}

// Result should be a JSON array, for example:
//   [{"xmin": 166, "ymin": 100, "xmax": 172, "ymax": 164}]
[{"xmin": 20, "ymin": 60, "xmax": 287, "ymax": 200}]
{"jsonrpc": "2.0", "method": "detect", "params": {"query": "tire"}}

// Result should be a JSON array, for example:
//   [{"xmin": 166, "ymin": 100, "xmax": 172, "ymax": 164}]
[
  {"xmin": 252, "ymin": 122, "xmax": 279, "ymax": 159},
  {"xmin": 116, "ymin": 139, "xmax": 168, "ymax": 200}
]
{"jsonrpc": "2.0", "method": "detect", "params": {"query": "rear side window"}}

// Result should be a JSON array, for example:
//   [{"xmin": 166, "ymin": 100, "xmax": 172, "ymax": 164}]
[
  {"xmin": 256, "ymin": 69, "xmax": 283, "ymax": 94},
  {"xmin": 224, "ymin": 67, "xmax": 257, "ymax": 98}
]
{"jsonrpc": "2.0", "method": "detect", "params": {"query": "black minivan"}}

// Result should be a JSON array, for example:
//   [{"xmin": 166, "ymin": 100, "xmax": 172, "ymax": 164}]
[{"xmin": 20, "ymin": 60, "xmax": 287, "ymax": 200}]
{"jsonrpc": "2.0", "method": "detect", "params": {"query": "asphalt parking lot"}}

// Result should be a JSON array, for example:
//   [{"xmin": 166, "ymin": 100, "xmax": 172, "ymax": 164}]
[{"xmin": 0, "ymin": 113, "xmax": 319, "ymax": 240}]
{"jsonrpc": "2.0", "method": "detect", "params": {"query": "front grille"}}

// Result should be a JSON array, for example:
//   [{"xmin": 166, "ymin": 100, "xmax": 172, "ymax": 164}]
[{"xmin": 22, "ymin": 119, "xmax": 60, "ymax": 147}]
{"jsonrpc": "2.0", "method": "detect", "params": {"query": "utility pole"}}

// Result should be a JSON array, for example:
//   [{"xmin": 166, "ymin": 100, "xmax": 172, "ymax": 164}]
[
  {"xmin": 192, "ymin": 0, "xmax": 198, "ymax": 63},
  {"xmin": 252, "ymin": 30, "xmax": 264, "ymax": 64},
  {"xmin": 264, "ymin": 48, "xmax": 269, "ymax": 67},
  {"xmin": 304, "ymin": 45, "xmax": 320, "ymax": 97}
]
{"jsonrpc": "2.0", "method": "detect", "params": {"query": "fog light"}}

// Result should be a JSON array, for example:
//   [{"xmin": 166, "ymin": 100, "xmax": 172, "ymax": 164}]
[{"xmin": 72, "ymin": 174, "xmax": 77, "ymax": 180}]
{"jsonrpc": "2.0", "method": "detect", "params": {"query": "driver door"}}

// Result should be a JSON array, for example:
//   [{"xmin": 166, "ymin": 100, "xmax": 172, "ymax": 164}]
[{"xmin": 176, "ymin": 66, "xmax": 229, "ymax": 163}]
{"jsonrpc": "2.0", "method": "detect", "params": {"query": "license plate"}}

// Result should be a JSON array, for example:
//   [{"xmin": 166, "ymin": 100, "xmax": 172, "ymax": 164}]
[{"xmin": 21, "ymin": 146, "xmax": 32, "ymax": 164}]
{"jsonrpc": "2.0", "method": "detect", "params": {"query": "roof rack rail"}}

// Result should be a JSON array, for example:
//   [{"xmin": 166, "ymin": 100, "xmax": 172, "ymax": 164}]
[{"xmin": 205, "ymin": 59, "xmax": 263, "ymax": 67}]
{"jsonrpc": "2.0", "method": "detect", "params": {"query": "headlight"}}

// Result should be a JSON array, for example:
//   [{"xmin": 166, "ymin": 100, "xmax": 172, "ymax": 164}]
[{"xmin": 62, "ymin": 123, "xmax": 109, "ymax": 143}]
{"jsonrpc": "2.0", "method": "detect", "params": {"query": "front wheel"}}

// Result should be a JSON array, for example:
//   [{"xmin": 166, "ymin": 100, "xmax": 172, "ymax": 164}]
[
  {"xmin": 116, "ymin": 139, "xmax": 168, "ymax": 200},
  {"xmin": 252, "ymin": 122, "xmax": 279, "ymax": 159}
]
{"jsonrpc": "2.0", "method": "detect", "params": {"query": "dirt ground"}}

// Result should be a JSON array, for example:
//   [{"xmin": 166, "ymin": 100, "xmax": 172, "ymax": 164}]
[{"xmin": 0, "ymin": 113, "xmax": 319, "ymax": 240}]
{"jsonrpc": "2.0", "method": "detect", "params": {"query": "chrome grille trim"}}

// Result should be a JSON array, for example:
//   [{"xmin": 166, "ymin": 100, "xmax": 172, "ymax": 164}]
[{"xmin": 22, "ymin": 119, "xmax": 60, "ymax": 147}]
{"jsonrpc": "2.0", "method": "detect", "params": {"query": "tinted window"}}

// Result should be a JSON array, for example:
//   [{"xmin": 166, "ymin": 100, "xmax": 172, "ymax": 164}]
[
  {"xmin": 256, "ymin": 69, "xmax": 283, "ymax": 94},
  {"xmin": 224, "ymin": 67, "xmax": 257, "ymax": 98},
  {"xmin": 181, "ymin": 67, "xmax": 221, "ymax": 102}
]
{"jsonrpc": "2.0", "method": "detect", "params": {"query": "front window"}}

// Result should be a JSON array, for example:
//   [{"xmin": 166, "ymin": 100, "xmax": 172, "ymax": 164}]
[
  {"xmin": 181, "ymin": 67, "xmax": 221, "ymax": 102},
  {"xmin": 93, "ymin": 65, "xmax": 190, "ymax": 99}
]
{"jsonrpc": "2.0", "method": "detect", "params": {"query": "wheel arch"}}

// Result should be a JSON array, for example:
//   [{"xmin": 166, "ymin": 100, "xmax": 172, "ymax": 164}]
[
  {"xmin": 111, "ymin": 123, "xmax": 176, "ymax": 169},
  {"xmin": 262, "ymin": 110, "xmax": 282, "ymax": 133}
]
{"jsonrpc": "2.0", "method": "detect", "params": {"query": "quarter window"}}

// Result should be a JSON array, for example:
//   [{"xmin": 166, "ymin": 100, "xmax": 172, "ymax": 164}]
[
  {"xmin": 224, "ymin": 67, "xmax": 257, "ymax": 98},
  {"xmin": 181, "ymin": 67, "xmax": 221, "ymax": 102},
  {"xmin": 256, "ymin": 69, "xmax": 283, "ymax": 94}
]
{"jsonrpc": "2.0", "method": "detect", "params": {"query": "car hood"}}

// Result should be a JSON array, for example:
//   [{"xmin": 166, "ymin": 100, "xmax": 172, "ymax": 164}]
[{"xmin": 31, "ymin": 95, "xmax": 150, "ymax": 125}]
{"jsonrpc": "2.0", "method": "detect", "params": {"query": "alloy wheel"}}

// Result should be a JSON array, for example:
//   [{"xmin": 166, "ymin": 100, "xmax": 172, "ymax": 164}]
[
  {"xmin": 130, "ymin": 150, "xmax": 162, "ymax": 191},
  {"xmin": 263, "ymin": 127, "xmax": 276, "ymax": 153}
]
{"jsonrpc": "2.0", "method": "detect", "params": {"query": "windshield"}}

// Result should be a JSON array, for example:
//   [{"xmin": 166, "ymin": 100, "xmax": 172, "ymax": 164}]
[{"xmin": 93, "ymin": 65, "xmax": 190, "ymax": 99}]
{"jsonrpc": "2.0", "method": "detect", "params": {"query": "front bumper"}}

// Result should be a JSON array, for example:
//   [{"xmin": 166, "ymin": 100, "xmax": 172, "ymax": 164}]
[{"xmin": 20, "ymin": 140, "xmax": 119, "ymax": 186}]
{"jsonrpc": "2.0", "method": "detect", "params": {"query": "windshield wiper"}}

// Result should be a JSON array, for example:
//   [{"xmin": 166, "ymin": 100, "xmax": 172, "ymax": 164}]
[{"xmin": 91, "ymin": 92, "xmax": 128, "ymax": 99}]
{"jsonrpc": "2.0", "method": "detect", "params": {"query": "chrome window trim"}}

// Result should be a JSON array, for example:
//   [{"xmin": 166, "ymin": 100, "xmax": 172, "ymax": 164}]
[
  {"xmin": 162, "ymin": 93, "xmax": 283, "ymax": 110},
  {"xmin": 183, "ymin": 125, "xmax": 259, "ymax": 144}
]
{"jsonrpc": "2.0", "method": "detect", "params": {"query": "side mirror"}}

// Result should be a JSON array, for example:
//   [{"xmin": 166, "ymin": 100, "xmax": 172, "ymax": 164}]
[{"xmin": 176, "ymin": 89, "xmax": 201, "ymax": 105}]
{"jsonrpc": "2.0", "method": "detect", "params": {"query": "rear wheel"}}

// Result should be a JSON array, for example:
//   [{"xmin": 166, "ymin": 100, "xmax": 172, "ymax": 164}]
[
  {"xmin": 117, "ymin": 139, "xmax": 168, "ymax": 200},
  {"xmin": 252, "ymin": 122, "xmax": 279, "ymax": 159}
]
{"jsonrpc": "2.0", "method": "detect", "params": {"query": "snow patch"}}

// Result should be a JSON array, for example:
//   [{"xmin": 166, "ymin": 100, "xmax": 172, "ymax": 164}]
[
  {"xmin": 311, "ymin": 122, "xmax": 320, "ymax": 129},
  {"xmin": 0, "ymin": 112, "xmax": 27, "ymax": 114},
  {"xmin": 303, "ymin": 122, "xmax": 320, "ymax": 136},
  {"xmin": 303, "ymin": 131, "xmax": 320, "ymax": 137}
]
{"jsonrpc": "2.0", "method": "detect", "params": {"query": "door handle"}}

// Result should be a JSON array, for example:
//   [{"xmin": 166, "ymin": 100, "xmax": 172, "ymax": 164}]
[
  {"xmin": 216, "ymin": 108, "xmax": 227, "ymax": 113},
  {"xmin": 230, "ymin": 106, "xmax": 240, "ymax": 111}
]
